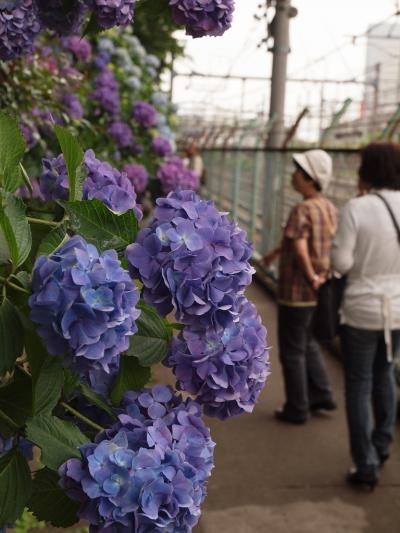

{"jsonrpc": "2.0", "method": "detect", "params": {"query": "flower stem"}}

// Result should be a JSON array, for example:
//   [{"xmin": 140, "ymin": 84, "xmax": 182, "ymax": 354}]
[
  {"xmin": 26, "ymin": 216, "xmax": 59, "ymax": 228},
  {"xmin": 61, "ymin": 402, "xmax": 104, "ymax": 432},
  {"xmin": 0, "ymin": 277, "xmax": 30, "ymax": 295}
]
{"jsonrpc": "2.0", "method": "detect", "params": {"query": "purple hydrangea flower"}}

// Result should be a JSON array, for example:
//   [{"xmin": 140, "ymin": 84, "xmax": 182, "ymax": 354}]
[
  {"xmin": 132, "ymin": 100, "xmax": 157, "ymax": 128},
  {"xmin": 20, "ymin": 116, "xmax": 39, "ymax": 149},
  {"xmin": 157, "ymin": 157, "xmax": 200, "ymax": 195},
  {"xmin": 0, "ymin": 434, "xmax": 33, "ymax": 461},
  {"xmin": 151, "ymin": 136, "xmax": 173, "ymax": 158},
  {"xmin": 39, "ymin": 153, "xmax": 69, "ymax": 201},
  {"xmin": 83, "ymin": 149, "xmax": 142, "ymax": 219},
  {"xmin": 84, "ymin": 0, "xmax": 135, "ymax": 29},
  {"xmin": 169, "ymin": 0, "xmax": 234, "ymax": 38},
  {"xmin": 59, "ymin": 386, "xmax": 215, "ymax": 531},
  {"xmin": 63, "ymin": 93, "xmax": 84, "ymax": 120},
  {"xmin": 35, "ymin": 0, "xmax": 87, "ymax": 35},
  {"xmin": 16, "ymin": 177, "xmax": 44, "ymax": 201},
  {"xmin": 122, "ymin": 163, "xmax": 149, "ymax": 194},
  {"xmin": 0, "ymin": 0, "xmax": 41, "ymax": 61},
  {"xmin": 125, "ymin": 190, "xmax": 254, "ymax": 328},
  {"xmin": 166, "ymin": 298, "xmax": 270, "ymax": 420},
  {"xmin": 29, "ymin": 236, "xmax": 141, "ymax": 393},
  {"xmin": 108, "ymin": 121, "xmax": 134, "ymax": 149},
  {"xmin": 61, "ymin": 34, "xmax": 92, "ymax": 62},
  {"xmin": 93, "ymin": 50, "xmax": 110, "ymax": 69},
  {"xmin": 92, "ymin": 68, "xmax": 120, "ymax": 116}
]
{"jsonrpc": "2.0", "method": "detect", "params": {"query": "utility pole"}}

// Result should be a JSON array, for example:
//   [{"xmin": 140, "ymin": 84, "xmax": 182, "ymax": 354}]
[
  {"xmin": 370, "ymin": 62, "xmax": 381, "ymax": 136},
  {"xmin": 266, "ymin": 0, "xmax": 297, "ymax": 147}
]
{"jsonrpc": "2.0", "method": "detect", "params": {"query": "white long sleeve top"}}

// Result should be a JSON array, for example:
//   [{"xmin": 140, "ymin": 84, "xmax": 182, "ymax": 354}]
[{"xmin": 331, "ymin": 190, "xmax": 400, "ymax": 345}]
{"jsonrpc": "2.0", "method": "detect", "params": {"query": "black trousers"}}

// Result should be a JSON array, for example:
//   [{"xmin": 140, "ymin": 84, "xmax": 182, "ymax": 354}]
[{"xmin": 278, "ymin": 304, "xmax": 334, "ymax": 419}]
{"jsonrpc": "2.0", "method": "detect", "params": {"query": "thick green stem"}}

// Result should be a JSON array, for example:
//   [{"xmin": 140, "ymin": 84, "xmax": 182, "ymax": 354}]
[
  {"xmin": 26, "ymin": 216, "xmax": 59, "ymax": 227},
  {"xmin": 61, "ymin": 402, "xmax": 104, "ymax": 432},
  {"xmin": 0, "ymin": 276, "xmax": 30, "ymax": 295}
]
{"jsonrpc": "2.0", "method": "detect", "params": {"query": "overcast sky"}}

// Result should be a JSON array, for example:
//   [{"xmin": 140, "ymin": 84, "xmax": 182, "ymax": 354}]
[{"xmin": 171, "ymin": 0, "xmax": 400, "ymax": 135}]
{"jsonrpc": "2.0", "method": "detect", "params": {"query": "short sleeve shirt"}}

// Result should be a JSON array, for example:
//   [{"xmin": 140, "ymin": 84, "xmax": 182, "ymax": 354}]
[{"xmin": 278, "ymin": 196, "xmax": 338, "ymax": 305}]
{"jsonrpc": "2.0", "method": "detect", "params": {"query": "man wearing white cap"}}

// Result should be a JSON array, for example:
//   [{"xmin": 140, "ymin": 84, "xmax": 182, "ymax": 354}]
[{"xmin": 263, "ymin": 149, "xmax": 338, "ymax": 424}]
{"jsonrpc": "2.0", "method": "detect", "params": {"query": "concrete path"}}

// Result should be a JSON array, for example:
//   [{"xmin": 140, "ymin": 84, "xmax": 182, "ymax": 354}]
[{"xmin": 193, "ymin": 282, "xmax": 400, "ymax": 533}]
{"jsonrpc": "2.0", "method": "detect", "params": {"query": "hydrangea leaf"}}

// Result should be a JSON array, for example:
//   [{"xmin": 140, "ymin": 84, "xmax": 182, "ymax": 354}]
[
  {"xmin": 28, "ymin": 468, "xmax": 79, "ymax": 528},
  {"xmin": 33, "ymin": 356, "xmax": 64, "ymax": 416},
  {"xmin": 0, "ymin": 367, "xmax": 32, "ymax": 437},
  {"xmin": 0, "ymin": 112, "xmax": 26, "ymax": 193},
  {"xmin": 0, "ymin": 448, "xmax": 32, "ymax": 525},
  {"xmin": 83, "ymin": 12, "xmax": 105, "ymax": 37},
  {"xmin": 80, "ymin": 383, "xmax": 115, "ymax": 419},
  {"xmin": 111, "ymin": 356, "xmax": 151, "ymax": 405},
  {"xmin": 54, "ymin": 125, "xmax": 84, "ymax": 202},
  {"xmin": 0, "ymin": 192, "xmax": 32, "ymax": 269},
  {"xmin": 0, "ymin": 298, "xmax": 24, "ymax": 376},
  {"xmin": 63, "ymin": 199, "xmax": 138, "ymax": 252},
  {"xmin": 126, "ymin": 301, "xmax": 172, "ymax": 366},
  {"xmin": 36, "ymin": 226, "xmax": 69, "ymax": 258},
  {"xmin": 26, "ymin": 414, "xmax": 89, "ymax": 471}
]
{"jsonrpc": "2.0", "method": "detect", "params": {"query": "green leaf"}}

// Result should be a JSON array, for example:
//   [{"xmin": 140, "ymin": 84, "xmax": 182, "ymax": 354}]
[
  {"xmin": 0, "ymin": 448, "xmax": 32, "ymax": 525},
  {"xmin": 83, "ymin": 12, "xmax": 105, "ymax": 37},
  {"xmin": 80, "ymin": 383, "xmax": 115, "ymax": 418},
  {"xmin": 33, "ymin": 356, "xmax": 64, "ymax": 415},
  {"xmin": 0, "ymin": 367, "xmax": 32, "ymax": 437},
  {"xmin": 26, "ymin": 414, "xmax": 89, "ymax": 471},
  {"xmin": 126, "ymin": 301, "xmax": 172, "ymax": 366},
  {"xmin": 54, "ymin": 125, "xmax": 84, "ymax": 201},
  {"xmin": 0, "ymin": 112, "xmax": 26, "ymax": 193},
  {"xmin": 111, "ymin": 356, "xmax": 151, "ymax": 405},
  {"xmin": 28, "ymin": 468, "xmax": 79, "ymax": 528},
  {"xmin": 36, "ymin": 226, "xmax": 68, "ymax": 258},
  {"xmin": 0, "ymin": 192, "xmax": 31, "ymax": 269},
  {"xmin": 63, "ymin": 199, "xmax": 138, "ymax": 252},
  {"xmin": 0, "ymin": 298, "xmax": 24, "ymax": 376}
]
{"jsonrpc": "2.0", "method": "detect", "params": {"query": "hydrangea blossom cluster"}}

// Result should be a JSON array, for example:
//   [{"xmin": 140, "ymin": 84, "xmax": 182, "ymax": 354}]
[
  {"xmin": 156, "ymin": 157, "xmax": 200, "ymax": 195},
  {"xmin": 29, "ymin": 236, "xmax": 141, "ymax": 393},
  {"xmin": 166, "ymin": 298, "xmax": 270, "ymax": 420},
  {"xmin": 126, "ymin": 190, "xmax": 254, "ymax": 328},
  {"xmin": 63, "ymin": 93, "xmax": 84, "ymax": 120},
  {"xmin": 84, "ymin": 0, "xmax": 135, "ymax": 29},
  {"xmin": 0, "ymin": 0, "xmax": 41, "ymax": 61},
  {"xmin": 108, "ymin": 121, "xmax": 134, "ymax": 149},
  {"xmin": 35, "ymin": 0, "xmax": 87, "ymax": 35},
  {"xmin": 169, "ymin": 0, "xmax": 235, "ymax": 38},
  {"xmin": 59, "ymin": 386, "xmax": 215, "ymax": 532},
  {"xmin": 132, "ymin": 100, "xmax": 157, "ymax": 128},
  {"xmin": 61, "ymin": 35, "xmax": 92, "ymax": 62},
  {"xmin": 0, "ymin": 434, "xmax": 34, "ymax": 461},
  {"xmin": 39, "ymin": 153, "xmax": 69, "ymax": 201},
  {"xmin": 83, "ymin": 149, "xmax": 142, "ymax": 219},
  {"xmin": 123, "ymin": 163, "xmax": 149, "ymax": 194},
  {"xmin": 92, "ymin": 68, "xmax": 121, "ymax": 116},
  {"xmin": 151, "ymin": 136, "xmax": 173, "ymax": 158}
]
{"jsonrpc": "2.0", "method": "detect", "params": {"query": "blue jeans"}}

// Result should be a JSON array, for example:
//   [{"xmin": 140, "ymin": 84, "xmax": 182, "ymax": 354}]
[
  {"xmin": 340, "ymin": 326, "xmax": 400, "ymax": 476},
  {"xmin": 278, "ymin": 305, "xmax": 334, "ymax": 420}
]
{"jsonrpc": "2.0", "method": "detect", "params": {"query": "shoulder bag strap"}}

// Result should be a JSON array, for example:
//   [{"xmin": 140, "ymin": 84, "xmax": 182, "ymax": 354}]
[{"xmin": 373, "ymin": 193, "xmax": 400, "ymax": 245}]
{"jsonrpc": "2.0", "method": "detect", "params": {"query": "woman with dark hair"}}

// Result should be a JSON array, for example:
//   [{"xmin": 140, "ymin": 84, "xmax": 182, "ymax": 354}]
[{"xmin": 332, "ymin": 141, "xmax": 400, "ymax": 490}]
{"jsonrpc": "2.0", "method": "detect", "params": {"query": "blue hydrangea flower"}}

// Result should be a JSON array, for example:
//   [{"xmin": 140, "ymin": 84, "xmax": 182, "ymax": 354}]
[
  {"xmin": 84, "ymin": 0, "xmax": 135, "ymax": 29},
  {"xmin": 126, "ymin": 190, "xmax": 254, "ymax": 328},
  {"xmin": 108, "ymin": 121, "xmax": 134, "ymax": 149},
  {"xmin": 123, "ymin": 163, "xmax": 149, "ymax": 194},
  {"xmin": 83, "ymin": 149, "xmax": 143, "ymax": 219},
  {"xmin": 132, "ymin": 101, "xmax": 157, "ymax": 128},
  {"xmin": 39, "ymin": 153, "xmax": 69, "ymax": 201},
  {"xmin": 92, "ymin": 68, "xmax": 120, "ymax": 116},
  {"xmin": 35, "ymin": 0, "xmax": 87, "ymax": 35},
  {"xmin": 151, "ymin": 136, "xmax": 173, "ymax": 158},
  {"xmin": 59, "ymin": 386, "xmax": 215, "ymax": 532},
  {"xmin": 166, "ymin": 298, "xmax": 270, "ymax": 420},
  {"xmin": 63, "ymin": 93, "xmax": 84, "ymax": 120},
  {"xmin": 169, "ymin": 0, "xmax": 234, "ymax": 38},
  {"xmin": 1, "ymin": 434, "xmax": 34, "ymax": 461},
  {"xmin": 29, "ymin": 236, "xmax": 141, "ymax": 393},
  {"xmin": 156, "ymin": 157, "xmax": 200, "ymax": 195},
  {"xmin": 0, "ymin": 0, "xmax": 41, "ymax": 61}
]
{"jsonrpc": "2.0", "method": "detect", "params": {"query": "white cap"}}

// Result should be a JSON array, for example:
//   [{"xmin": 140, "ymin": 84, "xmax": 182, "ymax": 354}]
[{"xmin": 293, "ymin": 149, "xmax": 333, "ymax": 192}]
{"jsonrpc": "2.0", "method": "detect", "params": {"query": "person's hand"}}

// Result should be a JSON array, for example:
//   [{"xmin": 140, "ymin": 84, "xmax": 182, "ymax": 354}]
[
  {"xmin": 263, "ymin": 249, "xmax": 279, "ymax": 267},
  {"xmin": 311, "ymin": 274, "xmax": 325, "ymax": 291}
]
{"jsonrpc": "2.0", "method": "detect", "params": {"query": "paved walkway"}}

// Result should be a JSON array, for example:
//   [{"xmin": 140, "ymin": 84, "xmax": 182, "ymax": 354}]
[{"xmin": 193, "ymin": 282, "xmax": 400, "ymax": 533}]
